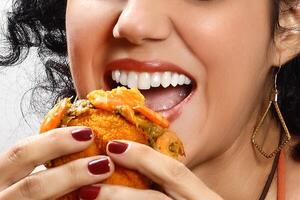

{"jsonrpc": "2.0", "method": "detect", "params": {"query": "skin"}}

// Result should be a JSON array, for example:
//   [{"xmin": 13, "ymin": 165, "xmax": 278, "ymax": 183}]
[
  {"xmin": 1, "ymin": 0, "xmax": 300, "ymax": 199},
  {"xmin": 67, "ymin": 0, "xmax": 272, "ymax": 164},
  {"xmin": 66, "ymin": 0, "xmax": 300, "ymax": 199}
]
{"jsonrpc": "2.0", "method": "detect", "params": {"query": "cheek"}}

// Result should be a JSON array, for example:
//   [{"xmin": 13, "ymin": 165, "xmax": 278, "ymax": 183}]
[
  {"xmin": 65, "ymin": 0, "xmax": 120, "ymax": 96},
  {"xmin": 174, "ymin": 1, "xmax": 273, "ymax": 156},
  {"xmin": 66, "ymin": 0, "xmax": 112, "ymax": 49}
]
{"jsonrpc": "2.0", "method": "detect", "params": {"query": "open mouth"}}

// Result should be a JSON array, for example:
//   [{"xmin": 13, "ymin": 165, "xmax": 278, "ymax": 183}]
[{"xmin": 104, "ymin": 59, "xmax": 196, "ymax": 121}]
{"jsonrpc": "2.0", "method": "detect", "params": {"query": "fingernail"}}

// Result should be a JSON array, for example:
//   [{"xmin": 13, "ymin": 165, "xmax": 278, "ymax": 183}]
[
  {"xmin": 79, "ymin": 185, "xmax": 100, "ymax": 200},
  {"xmin": 107, "ymin": 141, "xmax": 128, "ymax": 154},
  {"xmin": 72, "ymin": 128, "xmax": 93, "ymax": 141},
  {"xmin": 88, "ymin": 158, "xmax": 110, "ymax": 175}
]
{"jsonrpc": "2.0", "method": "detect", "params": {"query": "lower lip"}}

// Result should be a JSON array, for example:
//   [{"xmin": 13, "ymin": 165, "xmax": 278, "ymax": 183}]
[{"xmin": 157, "ymin": 87, "xmax": 195, "ymax": 123}]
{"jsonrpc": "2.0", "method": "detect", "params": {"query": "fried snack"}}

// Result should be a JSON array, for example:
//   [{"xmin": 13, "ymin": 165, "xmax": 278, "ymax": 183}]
[{"xmin": 40, "ymin": 87, "xmax": 185, "ymax": 200}]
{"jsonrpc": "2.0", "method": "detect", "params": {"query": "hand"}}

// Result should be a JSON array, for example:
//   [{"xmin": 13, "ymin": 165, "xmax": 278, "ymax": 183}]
[
  {"xmin": 0, "ymin": 127, "xmax": 115, "ymax": 200},
  {"xmin": 79, "ymin": 140, "xmax": 224, "ymax": 200}
]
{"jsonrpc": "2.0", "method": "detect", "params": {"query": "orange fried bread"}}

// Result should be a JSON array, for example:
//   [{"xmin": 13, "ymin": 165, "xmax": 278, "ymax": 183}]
[{"xmin": 39, "ymin": 87, "xmax": 185, "ymax": 200}]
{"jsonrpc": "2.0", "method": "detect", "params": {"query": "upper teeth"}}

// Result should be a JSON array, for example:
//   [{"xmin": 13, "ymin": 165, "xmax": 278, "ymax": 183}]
[{"xmin": 112, "ymin": 70, "xmax": 192, "ymax": 90}]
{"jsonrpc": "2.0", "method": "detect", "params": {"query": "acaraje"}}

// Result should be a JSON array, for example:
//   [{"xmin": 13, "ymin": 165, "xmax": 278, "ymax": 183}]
[{"xmin": 40, "ymin": 87, "xmax": 185, "ymax": 200}]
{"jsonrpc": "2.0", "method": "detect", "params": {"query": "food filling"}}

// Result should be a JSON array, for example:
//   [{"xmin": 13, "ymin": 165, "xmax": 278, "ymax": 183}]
[{"xmin": 108, "ymin": 70, "xmax": 193, "ymax": 112}]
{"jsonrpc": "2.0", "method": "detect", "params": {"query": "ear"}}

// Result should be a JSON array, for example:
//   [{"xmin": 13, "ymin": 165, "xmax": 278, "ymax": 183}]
[{"xmin": 272, "ymin": 2, "xmax": 300, "ymax": 66}]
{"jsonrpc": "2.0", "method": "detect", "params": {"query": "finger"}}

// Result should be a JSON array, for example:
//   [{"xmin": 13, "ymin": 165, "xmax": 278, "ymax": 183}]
[
  {"xmin": 0, "ymin": 156, "xmax": 115, "ymax": 200},
  {"xmin": 78, "ymin": 184, "xmax": 173, "ymax": 200},
  {"xmin": 0, "ymin": 126, "xmax": 94, "ymax": 189},
  {"xmin": 106, "ymin": 141, "xmax": 221, "ymax": 200}
]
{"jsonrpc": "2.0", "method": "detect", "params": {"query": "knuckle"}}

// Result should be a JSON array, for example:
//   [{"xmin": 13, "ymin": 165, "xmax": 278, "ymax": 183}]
[
  {"xmin": 44, "ymin": 129, "xmax": 73, "ymax": 158},
  {"xmin": 65, "ymin": 161, "xmax": 81, "ymax": 186},
  {"xmin": 136, "ymin": 144, "xmax": 153, "ymax": 158},
  {"xmin": 47, "ymin": 131, "xmax": 65, "ymax": 150},
  {"xmin": 7, "ymin": 141, "xmax": 29, "ymax": 165},
  {"xmin": 167, "ymin": 162, "xmax": 189, "ymax": 181},
  {"xmin": 135, "ymin": 145, "xmax": 153, "ymax": 166},
  {"xmin": 7, "ymin": 136, "xmax": 42, "ymax": 166},
  {"xmin": 47, "ymin": 130, "xmax": 60, "ymax": 143},
  {"xmin": 20, "ymin": 175, "xmax": 43, "ymax": 198},
  {"xmin": 47, "ymin": 128, "xmax": 77, "ymax": 153}
]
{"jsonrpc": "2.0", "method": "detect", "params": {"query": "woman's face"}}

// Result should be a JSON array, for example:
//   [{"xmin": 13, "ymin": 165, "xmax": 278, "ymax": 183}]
[{"xmin": 66, "ymin": 0, "xmax": 275, "ymax": 167}]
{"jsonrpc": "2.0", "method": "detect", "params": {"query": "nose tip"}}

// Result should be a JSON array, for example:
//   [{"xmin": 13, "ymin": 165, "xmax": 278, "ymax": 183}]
[{"xmin": 112, "ymin": 5, "xmax": 171, "ymax": 45}]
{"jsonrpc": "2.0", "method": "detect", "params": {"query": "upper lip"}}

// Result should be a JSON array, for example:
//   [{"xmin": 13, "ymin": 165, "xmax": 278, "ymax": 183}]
[{"xmin": 105, "ymin": 58, "xmax": 193, "ymax": 78}]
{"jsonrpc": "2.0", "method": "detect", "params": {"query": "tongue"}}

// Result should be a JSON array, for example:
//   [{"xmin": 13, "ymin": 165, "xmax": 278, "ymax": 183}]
[{"xmin": 141, "ymin": 85, "xmax": 192, "ymax": 112}]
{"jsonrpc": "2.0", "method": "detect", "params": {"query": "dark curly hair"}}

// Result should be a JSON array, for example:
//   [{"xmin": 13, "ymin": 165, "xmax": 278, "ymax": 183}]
[
  {"xmin": 1, "ymin": 0, "xmax": 300, "ymax": 159},
  {"xmin": 0, "ymin": 0, "xmax": 75, "ymax": 114}
]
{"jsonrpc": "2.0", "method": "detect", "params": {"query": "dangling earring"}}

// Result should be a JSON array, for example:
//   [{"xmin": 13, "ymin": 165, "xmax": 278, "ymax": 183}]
[{"xmin": 251, "ymin": 60, "xmax": 291, "ymax": 159}]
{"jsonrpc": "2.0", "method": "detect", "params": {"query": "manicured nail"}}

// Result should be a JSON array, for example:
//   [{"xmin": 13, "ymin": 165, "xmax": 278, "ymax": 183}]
[
  {"xmin": 72, "ymin": 128, "xmax": 92, "ymax": 141},
  {"xmin": 108, "ymin": 141, "xmax": 128, "ymax": 154},
  {"xmin": 88, "ymin": 158, "xmax": 110, "ymax": 175},
  {"xmin": 79, "ymin": 185, "xmax": 100, "ymax": 200}
]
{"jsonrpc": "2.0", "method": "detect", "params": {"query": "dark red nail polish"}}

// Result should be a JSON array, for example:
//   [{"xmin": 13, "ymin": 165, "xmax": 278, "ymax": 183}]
[
  {"xmin": 79, "ymin": 185, "xmax": 100, "ymax": 200},
  {"xmin": 108, "ymin": 141, "xmax": 128, "ymax": 154},
  {"xmin": 88, "ymin": 158, "xmax": 110, "ymax": 175},
  {"xmin": 71, "ymin": 128, "xmax": 92, "ymax": 141}
]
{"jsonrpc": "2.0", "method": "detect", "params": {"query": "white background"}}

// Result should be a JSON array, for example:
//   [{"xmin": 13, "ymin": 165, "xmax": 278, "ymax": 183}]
[{"xmin": 0, "ymin": 0, "xmax": 41, "ymax": 153}]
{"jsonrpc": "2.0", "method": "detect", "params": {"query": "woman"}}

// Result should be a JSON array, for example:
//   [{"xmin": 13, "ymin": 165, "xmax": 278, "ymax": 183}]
[{"xmin": 0, "ymin": 0, "xmax": 300, "ymax": 199}]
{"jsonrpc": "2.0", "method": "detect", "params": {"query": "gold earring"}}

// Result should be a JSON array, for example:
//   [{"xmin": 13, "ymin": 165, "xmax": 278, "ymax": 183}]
[{"xmin": 251, "ymin": 64, "xmax": 292, "ymax": 159}]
